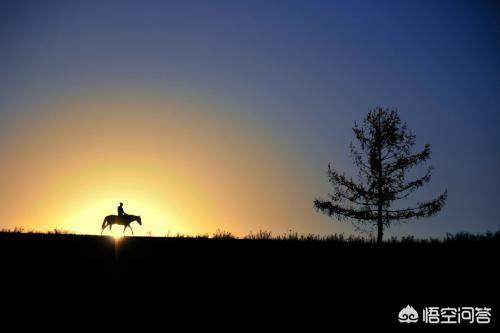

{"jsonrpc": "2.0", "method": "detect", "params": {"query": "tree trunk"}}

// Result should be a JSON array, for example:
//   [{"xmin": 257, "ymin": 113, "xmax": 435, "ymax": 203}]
[
  {"xmin": 376, "ymin": 117, "xmax": 384, "ymax": 244},
  {"xmin": 377, "ymin": 215, "xmax": 383, "ymax": 244}
]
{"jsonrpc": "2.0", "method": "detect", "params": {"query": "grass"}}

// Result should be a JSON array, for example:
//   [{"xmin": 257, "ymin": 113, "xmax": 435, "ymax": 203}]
[
  {"xmin": 1, "ymin": 227, "xmax": 75, "ymax": 235},
  {"xmin": 1, "ymin": 227, "xmax": 499, "ymax": 244}
]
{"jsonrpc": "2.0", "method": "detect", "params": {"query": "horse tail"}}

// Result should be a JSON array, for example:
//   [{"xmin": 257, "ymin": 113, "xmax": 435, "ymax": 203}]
[{"xmin": 102, "ymin": 216, "xmax": 108, "ymax": 230}]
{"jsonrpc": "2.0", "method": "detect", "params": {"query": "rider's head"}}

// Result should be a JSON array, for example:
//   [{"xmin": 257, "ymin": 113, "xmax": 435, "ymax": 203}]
[{"xmin": 119, "ymin": 202, "xmax": 123, "ymax": 206}]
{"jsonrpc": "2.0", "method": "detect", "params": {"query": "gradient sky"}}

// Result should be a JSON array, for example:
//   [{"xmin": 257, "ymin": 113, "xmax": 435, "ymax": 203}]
[{"xmin": 0, "ymin": 0, "xmax": 499, "ymax": 238}]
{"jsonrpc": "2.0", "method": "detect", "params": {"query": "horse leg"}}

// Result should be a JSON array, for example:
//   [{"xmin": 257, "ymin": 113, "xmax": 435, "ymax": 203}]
[
  {"xmin": 101, "ymin": 219, "xmax": 107, "ymax": 235},
  {"xmin": 129, "ymin": 225, "xmax": 134, "ymax": 236},
  {"xmin": 101, "ymin": 221, "xmax": 108, "ymax": 235}
]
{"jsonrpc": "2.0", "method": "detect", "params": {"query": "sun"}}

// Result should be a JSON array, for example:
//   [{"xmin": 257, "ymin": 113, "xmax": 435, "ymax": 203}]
[
  {"xmin": 112, "ymin": 234, "xmax": 124, "ymax": 242},
  {"xmin": 107, "ymin": 227, "xmax": 126, "ymax": 240}
]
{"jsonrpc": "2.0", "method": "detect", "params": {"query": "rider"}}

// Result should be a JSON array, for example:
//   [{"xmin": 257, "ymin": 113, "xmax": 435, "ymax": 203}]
[{"xmin": 118, "ymin": 202, "xmax": 127, "ymax": 217}]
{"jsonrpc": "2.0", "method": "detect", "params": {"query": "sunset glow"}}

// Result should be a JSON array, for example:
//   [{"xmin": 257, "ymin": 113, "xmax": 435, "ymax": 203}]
[{"xmin": 0, "ymin": 91, "xmax": 334, "ymax": 237}]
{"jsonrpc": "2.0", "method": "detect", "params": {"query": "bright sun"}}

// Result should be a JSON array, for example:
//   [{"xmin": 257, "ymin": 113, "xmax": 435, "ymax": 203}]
[{"xmin": 111, "ymin": 231, "xmax": 124, "ymax": 240}]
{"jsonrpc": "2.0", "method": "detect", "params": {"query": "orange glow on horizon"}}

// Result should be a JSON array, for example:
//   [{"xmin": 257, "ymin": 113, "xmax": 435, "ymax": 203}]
[{"xmin": 0, "ymin": 91, "xmax": 346, "ymax": 237}]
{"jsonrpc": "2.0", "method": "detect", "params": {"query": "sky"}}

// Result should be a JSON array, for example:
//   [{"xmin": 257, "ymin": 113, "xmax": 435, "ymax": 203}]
[{"xmin": 0, "ymin": 0, "xmax": 499, "ymax": 238}]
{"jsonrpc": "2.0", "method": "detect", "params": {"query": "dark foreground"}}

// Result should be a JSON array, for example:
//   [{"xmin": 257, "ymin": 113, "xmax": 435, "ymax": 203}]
[{"xmin": 1, "ymin": 232, "xmax": 498, "ymax": 329}]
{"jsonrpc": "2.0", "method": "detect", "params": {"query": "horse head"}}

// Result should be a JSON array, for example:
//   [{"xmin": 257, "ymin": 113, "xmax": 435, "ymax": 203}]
[{"xmin": 136, "ymin": 216, "xmax": 142, "ymax": 225}]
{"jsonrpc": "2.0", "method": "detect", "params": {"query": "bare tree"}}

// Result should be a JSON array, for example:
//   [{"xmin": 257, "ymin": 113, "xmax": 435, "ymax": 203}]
[{"xmin": 314, "ymin": 107, "xmax": 447, "ymax": 243}]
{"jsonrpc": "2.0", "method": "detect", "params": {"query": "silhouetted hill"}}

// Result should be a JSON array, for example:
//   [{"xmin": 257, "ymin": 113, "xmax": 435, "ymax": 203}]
[{"xmin": 1, "ymin": 232, "xmax": 498, "ymax": 328}]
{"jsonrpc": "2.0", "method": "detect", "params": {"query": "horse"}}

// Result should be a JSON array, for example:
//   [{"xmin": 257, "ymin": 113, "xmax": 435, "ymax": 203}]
[{"xmin": 101, "ymin": 214, "xmax": 142, "ymax": 236}]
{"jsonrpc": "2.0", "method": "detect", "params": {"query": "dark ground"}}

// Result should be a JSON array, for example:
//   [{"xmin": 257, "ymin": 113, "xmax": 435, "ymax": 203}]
[{"xmin": 0, "ymin": 232, "xmax": 498, "ymax": 329}]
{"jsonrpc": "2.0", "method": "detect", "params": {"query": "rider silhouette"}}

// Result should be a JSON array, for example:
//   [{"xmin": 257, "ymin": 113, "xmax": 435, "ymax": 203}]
[{"xmin": 118, "ymin": 202, "xmax": 127, "ymax": 217}]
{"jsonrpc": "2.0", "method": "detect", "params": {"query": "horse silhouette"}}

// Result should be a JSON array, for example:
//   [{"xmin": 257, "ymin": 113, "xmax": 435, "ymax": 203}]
[{"xmin": 101, "ymin": 214, "xmax": 142, "ymax": 235}]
